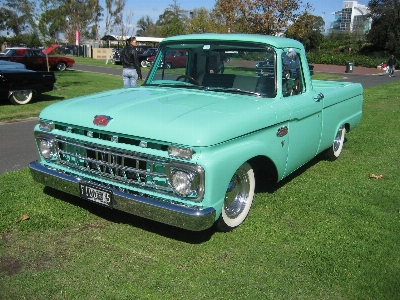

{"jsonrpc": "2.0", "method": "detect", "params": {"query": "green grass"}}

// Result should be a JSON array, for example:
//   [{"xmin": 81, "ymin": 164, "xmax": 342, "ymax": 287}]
[
  {"xmin": 73, "ymin": 56, "xmax": 123, "ymax": 68},
  {"xmin": 0, "ymin": 69, "xmax": 399, "ymax": 299}
]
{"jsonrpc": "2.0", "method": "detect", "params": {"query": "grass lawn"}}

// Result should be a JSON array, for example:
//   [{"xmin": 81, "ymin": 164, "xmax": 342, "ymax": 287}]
[{"xmin": 0, "ymin": 69, "xmax": 399, "ymax": 299}]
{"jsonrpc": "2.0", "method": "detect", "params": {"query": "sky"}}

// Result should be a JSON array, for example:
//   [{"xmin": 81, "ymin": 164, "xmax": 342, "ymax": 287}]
[{"xmin": 127, "ymin": 0, "xmax": 369, "ymax": 33}]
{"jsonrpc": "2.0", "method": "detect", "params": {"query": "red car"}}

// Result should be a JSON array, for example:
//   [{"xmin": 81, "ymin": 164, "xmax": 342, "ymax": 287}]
[
  {"xmin": 0, "ymin": 47, "xmax": 75, "ymax": 71},
  {"xmin": 147, "ymin": 50, "xmax": 187, "ymax": 69}
]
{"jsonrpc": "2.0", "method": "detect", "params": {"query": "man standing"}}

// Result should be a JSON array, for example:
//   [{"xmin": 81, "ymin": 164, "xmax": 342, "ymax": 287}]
[
  {"xmin": 120, "ymin": 37, "xmax": 142, "ymax": 87},
  {"xmin": 387, "ymin": 54, "xmax": 396, "ymax": 77},
  {"xmin": 1, "ymin": 41, "xmax": 8, "ymax": 51}
]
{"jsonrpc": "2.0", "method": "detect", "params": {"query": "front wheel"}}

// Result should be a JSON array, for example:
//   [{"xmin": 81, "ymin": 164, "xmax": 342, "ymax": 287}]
[
  {"xmin": 141, "ymin": 60, "xmax": 148, "ymax": 67},
  {"xmin": 326, "ymin": 125, "xmax": 346, "ymax": 161},
  {"xmin": 217, "ymin": 162, "xmax": 255, "ymax": 232},
  {"xmin": 9, "ymin": 90, "xmax": 33, "ymax": 105}
]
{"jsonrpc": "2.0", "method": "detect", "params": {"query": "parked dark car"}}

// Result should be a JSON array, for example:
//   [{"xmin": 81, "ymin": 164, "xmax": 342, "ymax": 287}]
[
  {"xmin": 0, "ymin": 61, "xmax": 56, "ymax": 105},
  {"xmin": 138, "ymin": 48, "xmax": 158, "ymax": 67},
  {"xmin": 0, "ymin": 47, "xmax": 75, "ymax": 71},
  {"xmin": 113, "ymin": 46, "xmax": 155, "ymax": 65}
]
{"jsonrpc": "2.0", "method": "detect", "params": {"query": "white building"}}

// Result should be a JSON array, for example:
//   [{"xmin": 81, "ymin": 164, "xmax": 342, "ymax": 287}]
[{"xmin": 330, "ymin": 1, "xmax": 371, "ymax": 34}]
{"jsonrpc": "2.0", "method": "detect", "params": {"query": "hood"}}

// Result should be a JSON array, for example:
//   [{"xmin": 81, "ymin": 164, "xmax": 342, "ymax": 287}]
[
  {"xmin": 40, "ymin": 87, "xmax": 277, "ymax": 146},
  {"xmin": 42, "ymin": 44, "xmax": 59, "ymax": 55}
]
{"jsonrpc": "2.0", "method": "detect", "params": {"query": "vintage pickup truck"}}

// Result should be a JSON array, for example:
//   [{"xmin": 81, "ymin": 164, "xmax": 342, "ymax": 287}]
[{"xmin": 29, "ymin": 34, "xmax": 363, "ymax": 231}]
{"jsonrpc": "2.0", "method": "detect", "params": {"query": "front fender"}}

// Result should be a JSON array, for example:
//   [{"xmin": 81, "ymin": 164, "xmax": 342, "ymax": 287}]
[{"xmin": 197, "ymin": 125, "xmax": 289, "ymax": 216}]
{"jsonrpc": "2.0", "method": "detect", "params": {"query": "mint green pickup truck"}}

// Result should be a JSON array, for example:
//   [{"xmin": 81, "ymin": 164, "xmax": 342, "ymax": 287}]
[{"xmin": 29, "ymin": 34, "xmax": 363, "ymax": 231}]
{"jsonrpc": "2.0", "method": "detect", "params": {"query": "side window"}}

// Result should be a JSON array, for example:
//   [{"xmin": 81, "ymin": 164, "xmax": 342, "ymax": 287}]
[
  {"xmin": 6, "ymin": 49, "xmax": 17, "ymax": 56},
  {"xmin": 282, "ymin": 50, "xmax": 304, "ymax": 97}
]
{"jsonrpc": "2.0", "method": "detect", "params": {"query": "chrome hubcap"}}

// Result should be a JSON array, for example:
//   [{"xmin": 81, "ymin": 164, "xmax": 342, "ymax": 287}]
[{"xmin": 224, "ymin": 169, "xmax": 250, "ymax": 219}]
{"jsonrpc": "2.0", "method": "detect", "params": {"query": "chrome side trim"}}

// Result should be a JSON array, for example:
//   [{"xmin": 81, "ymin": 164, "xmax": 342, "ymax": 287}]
[{"xmin": 29, "ymin": 161, "xmax": 216, "ymax": 231}]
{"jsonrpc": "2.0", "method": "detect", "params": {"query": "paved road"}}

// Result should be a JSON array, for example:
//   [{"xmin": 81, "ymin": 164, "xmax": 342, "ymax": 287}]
[
  {"xmin": 0, "ymin": 64, "xmax": 399, "ymax": 174},
  {"xmin": 0, "ymin": 118, "xmax": 40, "ymax": 174}
]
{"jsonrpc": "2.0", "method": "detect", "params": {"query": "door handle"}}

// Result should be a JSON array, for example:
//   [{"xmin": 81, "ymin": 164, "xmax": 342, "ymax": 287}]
[{"xmin": 314, "ymin": 92, "xmax": 324, "ymax": 102}]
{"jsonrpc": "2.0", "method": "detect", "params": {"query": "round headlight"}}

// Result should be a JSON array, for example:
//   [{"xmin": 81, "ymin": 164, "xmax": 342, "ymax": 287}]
[
  {"xmin": 38, "ymin": 139, "xmax": 55, "ymax": 159},
  {"xmin": 171, "ymin": 170, "xmax": 193, "ymax": 197}
]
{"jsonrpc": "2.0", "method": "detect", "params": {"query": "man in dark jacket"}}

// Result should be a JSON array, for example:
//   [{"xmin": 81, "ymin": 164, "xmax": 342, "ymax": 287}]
[
  {"xmin": 388, "ymin": 54, "xmax": 396, "ymax": 77},
  {"xmin": 120, "ymin": 37, "xmax": 142, "ymax": 87}
]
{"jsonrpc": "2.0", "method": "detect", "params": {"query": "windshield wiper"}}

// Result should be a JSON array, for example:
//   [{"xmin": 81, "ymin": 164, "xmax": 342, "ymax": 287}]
[
  {"xmin": 144, "ymin": 83, "xmax": 262, "ymax": 96},
  {"xmin": 156, "ymin": 83, "xmax": 206, "ymax": 90},
  {"xmin": 205, "ymin": 87, "xmax": 261, "ymax": 96}
]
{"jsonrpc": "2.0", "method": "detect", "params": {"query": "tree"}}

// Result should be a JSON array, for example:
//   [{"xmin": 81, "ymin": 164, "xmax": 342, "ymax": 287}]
[
  {"xmin": 213, "ymin": 0, "xmax": 250, "ymax": 33},
  {"xmin": 285, "ymin": 12, "xmax": 324, "ymax": 51},
  {"xmin": 114, "ymin": 10, "xmax": 136, "ymax": 40},
  {"xmin": 37, "ymin": 6, "xmax": 66, "ymax": 44},
  {"xmin": 0, "ymin": 0, "xmax": 36, "ymax": 36},
  {"xmin": 35, "ymin": 0, "xmax": 103, "ymax": 45},
  {"xmin": 367, "ymin": 0, "xmax": 400, "ymax": 52},
  {"xmin": 213, "ymin": 0, "xmax": 313, "ymax": 35},
  {"xmin": 104, "ymin": 0, "xmax": 125, "ymax": 36},
  {"xmin": 156, "ymin": 1, "xmax": 187, "ymax": 37},
  {"xmin": 136, "ymin": 16, "xmax": 159, "ymax": 37},
  {"xmin": 186, "ymin": 8, "xmax": 215, "ymax": 34}
]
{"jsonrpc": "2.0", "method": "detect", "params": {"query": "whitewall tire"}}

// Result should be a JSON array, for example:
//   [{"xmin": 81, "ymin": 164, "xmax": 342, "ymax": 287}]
[{"xmin": 217, "ymin": 162, "xmax": 255, "ymax": 232}]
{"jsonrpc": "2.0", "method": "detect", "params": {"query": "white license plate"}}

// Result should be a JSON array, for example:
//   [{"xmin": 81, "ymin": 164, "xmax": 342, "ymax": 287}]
[{"xmin": 79, "ymin": 183, "xmax": 113, "ymax": 207}]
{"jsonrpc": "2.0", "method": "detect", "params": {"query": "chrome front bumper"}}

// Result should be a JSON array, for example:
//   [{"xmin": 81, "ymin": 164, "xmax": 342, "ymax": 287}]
[{"xmin": 29, "ymin": 161, "xmax": 216, "ymax": 231}]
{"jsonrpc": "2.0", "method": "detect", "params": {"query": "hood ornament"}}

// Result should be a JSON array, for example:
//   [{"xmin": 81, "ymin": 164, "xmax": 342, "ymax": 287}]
[{"xmin": 93, "ymin": 115, "xmax": 112, "ymax": 126}]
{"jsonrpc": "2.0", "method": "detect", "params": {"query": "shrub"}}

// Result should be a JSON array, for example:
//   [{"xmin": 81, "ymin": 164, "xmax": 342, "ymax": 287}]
[{"xmin": 306, "ymin": 51, "xmax": 387, "ymax": 68}]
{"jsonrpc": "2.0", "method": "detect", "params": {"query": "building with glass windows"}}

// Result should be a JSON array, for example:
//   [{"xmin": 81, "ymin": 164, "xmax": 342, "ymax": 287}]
[{"xmin": 329, "ymin": 1, "xmax": 371, "ymax": 34}]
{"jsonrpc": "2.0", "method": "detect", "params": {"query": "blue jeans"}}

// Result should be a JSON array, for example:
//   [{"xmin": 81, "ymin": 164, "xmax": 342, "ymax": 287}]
[
  {"xmin": 122, "ymin": 68, "xmax": 138, "ymax": 88},
  {"xmin": 388, "ymin": 65, "xmax": 395, "ymax": 75}
]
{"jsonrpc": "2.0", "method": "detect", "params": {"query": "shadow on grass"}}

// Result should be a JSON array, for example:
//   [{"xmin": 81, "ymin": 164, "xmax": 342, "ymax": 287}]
[{"xmin": 43, "ymin": 186, "xmax": 215, "ymax": 244}]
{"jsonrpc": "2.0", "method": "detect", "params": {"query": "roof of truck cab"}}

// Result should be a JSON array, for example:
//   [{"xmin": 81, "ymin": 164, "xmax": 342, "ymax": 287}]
[{"xmin": 160, "ymin": 33, "xmax": 304, "ymax": 49}]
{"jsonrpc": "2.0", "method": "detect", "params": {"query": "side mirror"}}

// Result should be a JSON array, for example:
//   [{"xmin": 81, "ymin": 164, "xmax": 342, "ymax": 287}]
[{"xmin": 286, "ymin": 48, "xmax": 297, "ymax": 60}]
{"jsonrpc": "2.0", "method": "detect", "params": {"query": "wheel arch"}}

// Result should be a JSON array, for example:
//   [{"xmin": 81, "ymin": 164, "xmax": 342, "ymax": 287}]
[{"xmin": 247, "ymin": 155, "xmax": 279, "ymax": 190}]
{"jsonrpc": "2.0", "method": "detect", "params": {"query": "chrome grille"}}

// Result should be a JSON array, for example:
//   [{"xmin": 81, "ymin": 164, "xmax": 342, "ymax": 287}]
[{"xmin": 55, "ymin": 138, "xmax": 172, "ymax": 193}]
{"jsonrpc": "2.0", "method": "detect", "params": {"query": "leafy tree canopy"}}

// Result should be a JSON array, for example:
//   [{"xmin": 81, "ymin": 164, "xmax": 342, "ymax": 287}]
[
  {"xmin": 367, "ymin": 0, "xmax": 400, "ymax": 52},
  {"xmin": 285, "ymin": 12, "xmax": 324, "ymax": 51}
]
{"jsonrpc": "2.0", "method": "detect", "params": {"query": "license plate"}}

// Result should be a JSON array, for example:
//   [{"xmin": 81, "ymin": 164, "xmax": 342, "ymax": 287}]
[{"xmin": 79, "ymin": 183, "xmax": 113, "ymax": 207}]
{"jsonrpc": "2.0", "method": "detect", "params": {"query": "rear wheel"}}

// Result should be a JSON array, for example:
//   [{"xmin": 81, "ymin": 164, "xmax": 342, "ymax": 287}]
[
  {"xmin": 141, "ymin": 60, "xmax": 148, "ymax": 67},
  {"xmin": 9, "ymin": 90, "xmax": 33, "ymax": 105},
  {"xmin": 56, "ymin": 62, "xmax": 66, "ymax": 71},
  {"xmin": 326, "ymin": 125, "xmax": 346, "ymax": 161},
  {"xmin": 165, "ymin": 62, "xmax": 172, "ymax": 69},
  {"xmin": 217, "ymin": 162, "xmax": 255, "ymax": 232}
]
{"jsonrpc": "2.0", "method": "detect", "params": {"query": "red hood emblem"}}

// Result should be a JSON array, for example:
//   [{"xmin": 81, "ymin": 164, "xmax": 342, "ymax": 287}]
[{"xmin": 93, "ymin": 115, "xmax": 112, "ymax": 126}]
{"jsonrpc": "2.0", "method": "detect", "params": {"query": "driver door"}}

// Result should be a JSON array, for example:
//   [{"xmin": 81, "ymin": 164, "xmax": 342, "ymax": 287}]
[{"xmin": 281, "ymin": 50, "xmax": 323, "ymax": 176}]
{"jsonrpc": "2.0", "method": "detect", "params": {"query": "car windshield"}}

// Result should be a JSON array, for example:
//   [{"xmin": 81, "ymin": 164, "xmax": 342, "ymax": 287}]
[
  {"xmin": 144, "ymin": 41, "xmax": 277, "ymax": 98},
  {"xmin": 142, "ymin": 48, "xmax": 157, "ymax": 55}
]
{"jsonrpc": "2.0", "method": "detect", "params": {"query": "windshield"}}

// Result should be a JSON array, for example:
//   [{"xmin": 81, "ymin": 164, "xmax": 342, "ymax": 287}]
[{"xmin": 144, "ymin": 41, "xmax": 277, "ymax": 98}]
